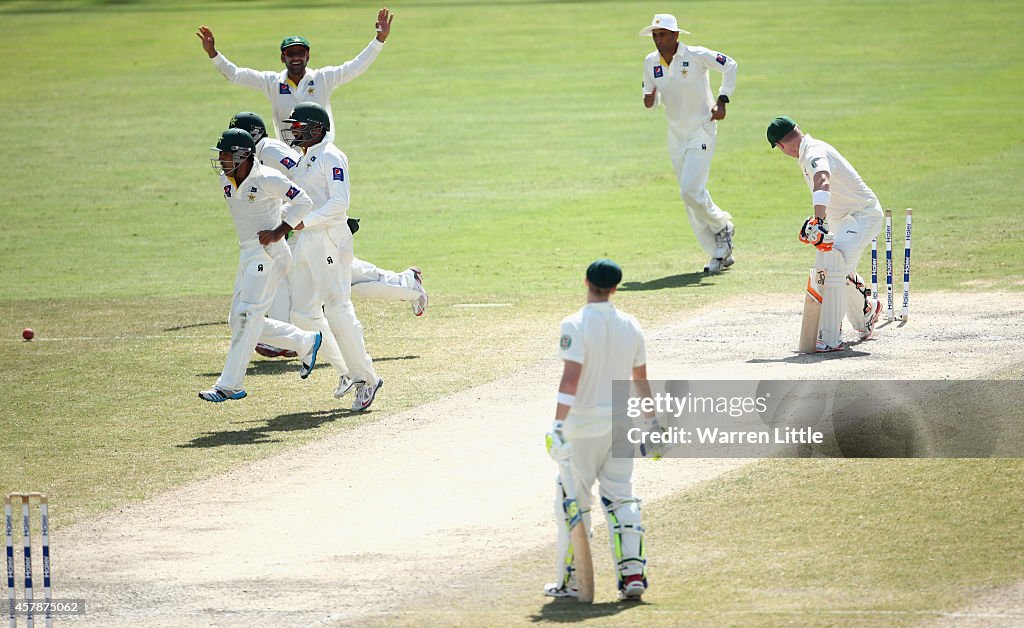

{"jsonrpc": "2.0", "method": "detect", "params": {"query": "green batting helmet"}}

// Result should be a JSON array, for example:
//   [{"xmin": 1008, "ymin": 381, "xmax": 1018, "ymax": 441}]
[
  {"xmin": 282, "ymin": 102, "xmax": 331, "ymax": 146},
  {"xmin": 211, "ymin": 128, "xmax": 255, "ymax": 175},
  {"xmin": 228, "ymin": 112, "xmax": 268, "ymax": 144}
]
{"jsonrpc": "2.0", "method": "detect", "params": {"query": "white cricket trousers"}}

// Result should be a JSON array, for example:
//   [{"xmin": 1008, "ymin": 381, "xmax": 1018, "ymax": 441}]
[
  {"xmin": 268, "ymin": 258, "xmax": 421, "ymax": 322},
  {"xmin": 552, "ymin": 415, "xmax": 645, "ymax": 586},
  {"xmin": 216, "ymin": 241, "xmax": 316, "ymax": 391},
  {"xmin": 668, "ymin": 121, "xmax": 732, "ymax": 256},
  {"xmin": 289, "ymin": 224, "xmax": 378, "ymax": 384},
  {"xmin": 814, "ymin": 206, "xmax": 884, "ymax": 345}
]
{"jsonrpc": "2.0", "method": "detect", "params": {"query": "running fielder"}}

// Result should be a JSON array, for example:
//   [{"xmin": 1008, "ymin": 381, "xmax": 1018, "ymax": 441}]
[
  {"xmin": 641, "ymin": 13, "xmax": 737, "ymax": 275},
  {"xmin": 227, "ymin": 111, "xmax": 428, "ymax": 335},
  {"xmin": 544, "ymin": 259, "xmax": 653, "ymax": 601},
  {"xmin": 767, "ymin": 116, "xmax": 883, "ymax": 351},
  {"xmin": 260, "ymin": 102, "xmax": 383, "ymax": 412},
  {"xmin": 199, "ymin": 128, "xmax": 323, "ymax": 402}
]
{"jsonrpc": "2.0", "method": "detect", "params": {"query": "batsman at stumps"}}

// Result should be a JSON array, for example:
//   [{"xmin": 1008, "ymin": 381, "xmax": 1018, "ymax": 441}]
[
  {"xmin": 544, "ymin": 259, "xmax": 655, "ymax": 601},
  {"xmin": 768, "ymin": 116, "xmax": 883, "ymax": 351}
]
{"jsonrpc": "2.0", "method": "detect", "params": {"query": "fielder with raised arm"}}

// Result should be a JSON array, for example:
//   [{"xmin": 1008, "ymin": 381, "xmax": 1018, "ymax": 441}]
[
  {"xmin": 641, "ymin": 13, "xmax": 738, "ymax": 275},
  {"xmin": 199, "ymin": 128, "xmax": 323, "ymax": 402},
  {"xmin": 767, "ymin": 116, "xmax": 883, "ymax": 351},
  {"xmin": 196, "ymin": 8, "xmax": 393, "ymax": 141},
  {"xmin": 544, "ymin": 259, "xmax": 655, "ymax": 601}
]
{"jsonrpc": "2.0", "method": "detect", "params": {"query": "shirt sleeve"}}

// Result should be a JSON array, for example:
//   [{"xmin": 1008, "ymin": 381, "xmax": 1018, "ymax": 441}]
[
  {"xmin": 259, "ymin": 142, "xmax": 302, "ymax": 177},
  {"xmin": 211, "ymin": 53, "xmax": 275, "ymax": 92},
  {"xmin": 301, "ymin": 151, "xmax": 350, "ymax": 229},
  {"xmin": 805, "ymin": 147, "xmax": 831, "ymax": 176},
  {"xmin": 633, "ymin": 323, "xmax": 647, "ymax": 368},
  {"xmin": 642, "ymin": 59, "xmax": 655, "ymax": 95},
  {"xmin": 264, "ymin": 171, "xmax": 313, "ymax": 227},
  {"xmin": 318, "ymin": 39, "xmax": 385, "ymax": 90},
  {"xmin": 694, "ymin": 47, "xmax": 737, "ymax": 98},
  {"xmin": 558, "ymin": 319, "xmax": 585, "ymax": 364}
]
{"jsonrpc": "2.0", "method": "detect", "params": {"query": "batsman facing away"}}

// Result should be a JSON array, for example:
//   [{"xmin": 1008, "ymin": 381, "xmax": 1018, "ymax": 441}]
[
  {"xmin": 767, "ymin": 116, "xmax": 885, "ymax": 352},
  {"xmin": 545, "ymin": 260, "xmax": 658, "ymax": 602}
]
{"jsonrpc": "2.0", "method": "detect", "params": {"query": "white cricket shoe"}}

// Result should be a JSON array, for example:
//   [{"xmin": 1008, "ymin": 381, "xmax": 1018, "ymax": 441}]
[
  {"xmin": 298, "ymin": 331, "xmax": 322, "ymax": 380},
  {"xmin": 543, "ymin": 582, "xmax": 579, "ymax": 599},
  {"xmin": 351, "ymin": 377, "xmax": 383, "ymax": 412},
  {"xmin": 713, "ymin": 221, "xmax": 735, "ymax": 258},
  {"xmin": 408, "ymin": 267, "xmax": 428, "ymax": 317},
  {"xmin": 722, "ymin": 254, "xmax": 735, "ymax": 268},
  {"xmin": 705, "ymin": 257, "xmax": 724, "ymax": 275},
  {"xmin": 198, "ymin": 387, "xmax": 247, "ymax": 403},
  {"xmin": 618, "ymin": 574, "xmax": 646, "ymax": 601},
  {"xmin": 815, "ymin": 340, "xmax": 846, "ymax": 353},
  {"xmin": 334, "ymin": 374, "xmax": 357, "ymax": 399},
  {"xmin": 859, "ymin": 297, "xmax": 882, "ymax": 340}
]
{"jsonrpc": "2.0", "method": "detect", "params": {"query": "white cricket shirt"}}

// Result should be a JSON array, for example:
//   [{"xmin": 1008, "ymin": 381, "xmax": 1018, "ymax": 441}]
[
  {"xmin": 256, "ymin": 138, "xmax": 302, "ymax": 177},
  {"xmin": 798, "ymin": 134, "xmax": 882, "ymax": 219},
  {"xmin": 218, "ymin": 164, "xmax": 313, "ymax": 248},
  {"xmin": 558, "ymin": 301, "xmax": 647, "ymax": 418},
  {"xmin": 643, "ymin": 44, "xmax": 737, "ymax": 132},
  {"xmin": 289, "ymin": 141, "xmax": 350, "ymax": 230},
  {"xmin": 211, "ymin": 39, "xmax": 384, "ymax": 139}
]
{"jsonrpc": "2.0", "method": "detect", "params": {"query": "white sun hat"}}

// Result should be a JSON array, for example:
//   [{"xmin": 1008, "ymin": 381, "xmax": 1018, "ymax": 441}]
[{"xmin": 639, "ymin": 13, "xmax": 691, "ymax": 36}]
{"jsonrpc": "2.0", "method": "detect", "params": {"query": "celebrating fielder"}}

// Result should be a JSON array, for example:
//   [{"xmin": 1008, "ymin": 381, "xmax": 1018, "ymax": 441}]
[
  {"xmin": 259, "ymin": 102, "xmax": 383, "ymax": 412},
  {"xmin": 227, "ymin": 112, "xmax": 428, "ymax": 329},
  {"xmin": 641, "ymin": 13, "xmax": 738, "ymax": 275},
  {"xmin": 200, "ymin": 128, "xmax": 323, "ymax": 403},
  {"xmin": 767, "ymin": 116, "xmax": 883, "ymax": 351},
  {"xmin": 544, "ymin": 260, "xmax": 654, "ymax": 601},
  {"xmin": 197, "ymin": 7, "xmax": 393, "ymax": 141}
]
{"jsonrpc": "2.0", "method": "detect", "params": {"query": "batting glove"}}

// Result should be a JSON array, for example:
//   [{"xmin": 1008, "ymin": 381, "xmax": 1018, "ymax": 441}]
[
  {"xmin": 545, "ymin": 421, "xmax": 572, "ymax": 462},
  {"xmin": 799, "ymin": 217, "xmax": 835, "ymax": 251}
]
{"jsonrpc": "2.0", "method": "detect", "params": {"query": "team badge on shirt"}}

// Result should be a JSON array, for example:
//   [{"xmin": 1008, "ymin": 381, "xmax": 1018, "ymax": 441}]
[
  {"xmin": 280, "ymin": 156, "xmax": 297, "ymax": 170},
  {"xmin": 223, "ymin": 185, "xmax": 232, "ymax": 198},
  {"xmin": 716, "ymin": 54, "xmax": 728, "ymax": 65},
  {"xmin": 279, "ymin": 82, "xmax": 292, "ymax": 94},
  {"xmin": 286, "ymin": 186, "xmax": 301, "ymax": 200},
  {"xmin": 333, "ymin": 167, "xmax": 344, "ymax": 181},
  {"xmin": 307, "ymin": 80, "xmax": 315, "ymax": 95},
  {"xmin": 653, "ymin": 66, "xmax": 663, "ymax": 78},
  {"xmin": 559, "ymin": 335, "xmax": 572, "ymax": 350},
  {"xmin": 682, "ymin": 61, "xmax": 689, "ymax": 67}
]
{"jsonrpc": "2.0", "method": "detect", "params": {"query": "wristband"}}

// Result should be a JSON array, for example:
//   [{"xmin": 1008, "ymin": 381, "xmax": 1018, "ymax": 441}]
[
  {"xmin": 812, "ymin": 189, "xmax": 831, "ymax": 208},
  {"xmin": 556, "ymin": 392, "xmax": 576, "ymax": 407}
]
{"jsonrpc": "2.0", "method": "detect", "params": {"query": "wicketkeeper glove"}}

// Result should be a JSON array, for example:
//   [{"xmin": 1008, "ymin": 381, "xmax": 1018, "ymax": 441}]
[{"xmin": 545, "ymin": 420, "xmax": 572, "ymax": 462}]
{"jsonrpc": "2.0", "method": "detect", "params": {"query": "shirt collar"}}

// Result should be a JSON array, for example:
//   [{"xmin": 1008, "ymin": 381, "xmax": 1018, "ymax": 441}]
[{"xmin": 798, "ymin": 133, "xmax": 813, "ymax": 161}]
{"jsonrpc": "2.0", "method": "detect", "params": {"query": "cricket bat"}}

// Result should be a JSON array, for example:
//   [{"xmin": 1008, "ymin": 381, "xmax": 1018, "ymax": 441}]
[
  {"xmin": 558, "ymin": 461, "xmax": 594, "ymax": 603},
  {"xmin": 799, "ymin": 268, "xmax": 825, "ymax": 353}
]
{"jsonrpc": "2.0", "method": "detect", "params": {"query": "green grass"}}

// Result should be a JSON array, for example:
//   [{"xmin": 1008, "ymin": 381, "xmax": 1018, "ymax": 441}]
[
  {"xmin": 383, "ymin": 460, "xmax": 1024, "ymax": 626},
  {"xmin": 0, "ymin": 0, "xmax": 1021, "ymax": 621}
]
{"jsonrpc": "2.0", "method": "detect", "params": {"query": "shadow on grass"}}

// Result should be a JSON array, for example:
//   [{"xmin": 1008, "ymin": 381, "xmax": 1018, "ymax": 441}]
[
  {"xmin": 163, "ymin": 320, "xmax": 227, "ymax": 332},
  {"xmin": 529, "ymin": 598, "xmax": 645, "ymax": 623},
  {"xmin": 179, "ymin": 407, "xmax": 359, "ymax": 448},
  {"xmin": 196, "ymin": 355, "xmax": 421, "ymax": 377},
  {"xmin": 617, "ymin": 272, "xmax": 707, "ymax": 292}
]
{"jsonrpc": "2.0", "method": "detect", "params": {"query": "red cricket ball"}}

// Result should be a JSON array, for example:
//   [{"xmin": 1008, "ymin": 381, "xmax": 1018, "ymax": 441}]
[{"xmin": 22, "ymin": 328, "xmax": 34, "ymax": 341}]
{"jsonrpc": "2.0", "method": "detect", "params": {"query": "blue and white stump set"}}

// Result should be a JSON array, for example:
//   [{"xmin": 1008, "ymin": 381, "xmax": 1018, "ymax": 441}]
[{"xmin": 872, "ymin": 208, "xmax": 913, "ymax": 322}]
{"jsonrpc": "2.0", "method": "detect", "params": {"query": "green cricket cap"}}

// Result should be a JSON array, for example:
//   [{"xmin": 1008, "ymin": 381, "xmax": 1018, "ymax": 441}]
[
  {"xmin": 767, "ymin": 116, "xmax": 797, "ymax": 147},
  {"xmin": 280, "ymin": 36, "xmax": 310, "ymax": 51},
  {"xmin": 586, "ymin": 259, "xmax": 623, "ymax": 289}
]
